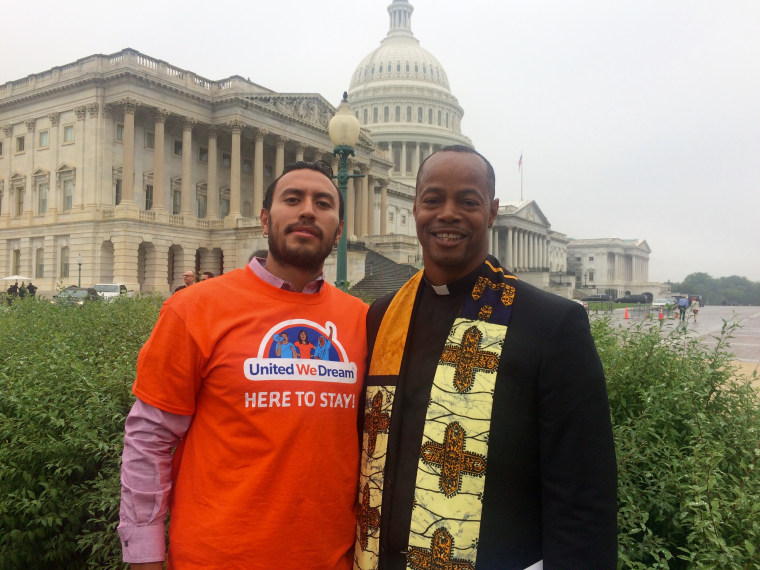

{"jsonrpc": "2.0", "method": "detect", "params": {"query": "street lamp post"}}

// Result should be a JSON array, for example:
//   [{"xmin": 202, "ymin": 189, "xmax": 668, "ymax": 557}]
[
  {"xmin": 584, "ymin": 271, "xmax": 588, "ymax": 288},
  {"xmin": 76, "ymin": 254, "xmax": 84, "ymax": 288},
  {"xmin": 328, "ymin": 92, "xmax": 363, "ymax": 290}
]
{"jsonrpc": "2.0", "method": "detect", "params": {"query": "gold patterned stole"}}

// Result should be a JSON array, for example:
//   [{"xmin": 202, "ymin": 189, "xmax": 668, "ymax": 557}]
[{"xmin": 355, "ymin": 259, "xmax": 517, "ymax": 570}]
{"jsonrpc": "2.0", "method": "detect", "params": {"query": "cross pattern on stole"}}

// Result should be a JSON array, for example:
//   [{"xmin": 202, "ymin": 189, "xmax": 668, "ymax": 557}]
[
  {"xmin": 471, "ymin": 276, "xmax": 515, "ymax": 306},
  {"xmin": 407, "ymin": 527, "xmax": 475, "ymax": 570},
  {"xmin": 357, "ymin": 482, "xmax": 380, "ymax": 550},
  {"xmin": 439, "ymin": 325, "xmax": 500, "ymax": 393},
  {"xmin": 364, "ymin": 391, "xmax": 390, "ymax": 456},
  {"xmin": 420, "ymin": 421, "xmax": 487, "ymax": 498}
]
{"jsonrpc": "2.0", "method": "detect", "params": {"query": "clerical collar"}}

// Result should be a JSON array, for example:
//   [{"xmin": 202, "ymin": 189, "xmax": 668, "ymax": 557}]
[{"xmin": 422, "ymin": 263, "xmax": 482, "ymax": 297}]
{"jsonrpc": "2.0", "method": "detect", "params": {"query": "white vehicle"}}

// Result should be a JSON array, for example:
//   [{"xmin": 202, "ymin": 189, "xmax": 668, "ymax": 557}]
[{"xmin": 93, "ymin": 283, "xmax": 129, "ymax": 300}]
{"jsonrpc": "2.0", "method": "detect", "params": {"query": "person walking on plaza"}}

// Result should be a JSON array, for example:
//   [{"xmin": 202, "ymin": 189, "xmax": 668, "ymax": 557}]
[
  {"xmin": 354, "ymin": 146, "xmax": 617, "ymax": 569},
  {"xmin": 689, "ymin": 296, "xmax": 700, "ymax": 322},
  {"xmin": 118, "ymin": 160, "xmax": 368, "ymax": 568},
  {"xmin": 678, "ymin": 296, "xmax": 689, "ymax": 321}
]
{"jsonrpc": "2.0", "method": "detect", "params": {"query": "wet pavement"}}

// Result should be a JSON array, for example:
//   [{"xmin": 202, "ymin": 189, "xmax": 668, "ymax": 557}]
[{"xmin": 590, "ymin": 305, "xmax": 760, "ymax": 364}]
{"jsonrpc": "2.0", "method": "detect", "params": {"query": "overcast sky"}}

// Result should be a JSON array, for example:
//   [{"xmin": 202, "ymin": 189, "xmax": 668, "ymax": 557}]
[{"xmin": 3, "ymin": 0, "xmax": 759, "ymax": 282}]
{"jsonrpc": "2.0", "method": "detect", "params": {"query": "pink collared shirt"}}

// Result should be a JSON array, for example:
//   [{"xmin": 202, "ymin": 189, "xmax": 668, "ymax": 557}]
[{"xmin": 117, "ymin": 260, "xmax": 326, "ymax": 562}]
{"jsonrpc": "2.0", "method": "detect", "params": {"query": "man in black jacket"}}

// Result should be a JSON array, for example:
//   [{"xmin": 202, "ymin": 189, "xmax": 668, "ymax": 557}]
[{"xmin": 354, "ymin": 146, "xmax": 617, "ymax": 569}]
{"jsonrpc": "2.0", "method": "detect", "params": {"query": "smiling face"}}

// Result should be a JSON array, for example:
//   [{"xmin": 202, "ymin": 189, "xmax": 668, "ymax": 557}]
[
  {"xmin": 414, "ymin": 151, "xmax": 499, "ymax": 285},
  {"xmin": 260, "ymin": 168, "xmax": 343, "ymax": 280}
]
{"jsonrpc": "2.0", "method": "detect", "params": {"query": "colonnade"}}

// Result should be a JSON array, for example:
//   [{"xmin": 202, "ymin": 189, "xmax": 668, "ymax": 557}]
[
  {"xmin": 490, "ymin": 226, "xmax": 550, "ymax": 272},
  {"xmin": 117, "ymin": 98, "xmax": 390, "ymax": 237}
]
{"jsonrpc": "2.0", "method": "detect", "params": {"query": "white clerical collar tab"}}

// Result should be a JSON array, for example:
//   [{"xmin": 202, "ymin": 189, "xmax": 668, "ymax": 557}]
[{"xmin": 431, "ymin": 283, "xmax": 450, "ymax": 295}]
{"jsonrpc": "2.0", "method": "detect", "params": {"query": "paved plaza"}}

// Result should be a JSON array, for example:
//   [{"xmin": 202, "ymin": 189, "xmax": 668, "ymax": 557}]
[{"xmin": 593, "ymin": 305, "xmax": 760, "ymax": 365}]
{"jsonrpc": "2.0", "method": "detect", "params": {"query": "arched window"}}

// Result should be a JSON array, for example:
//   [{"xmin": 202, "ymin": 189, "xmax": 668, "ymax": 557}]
[
  {"xmin": 35, "ymin": 248, "xmax": 44, "ymax": 278},
  {"xmin": 373, "ymin": 107, "xmax": 379, "ymax": 122},
  {"xmin": 395, "ymin": 106, "xmax": 401, "ymax": 122},
  {"xmin": 428, "ymin": 109, "xmax": 433, "ymax": 124},
  {"xmin": 384, "ymin": 107, "xmax": 390, "ymax": 122},
  {"xmin": 418, "ymin": 107, "xmax": 423, "ymax": 123},
  {"xmin": 60, "ymin": 246, "xmax": 70, "ymax": 277},
  {"xmin": 438, "ymin": 110, "xmax": 442, "ymax": 126},
  {"xmin": 363, "ymin": 108, "xmax": 368, "ymax": 124},
  {"xmin": 407, "ymin": 107, "xmax": 412, "ymax": 122}
]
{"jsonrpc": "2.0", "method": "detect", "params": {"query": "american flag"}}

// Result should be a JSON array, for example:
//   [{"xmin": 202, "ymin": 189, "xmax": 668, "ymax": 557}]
[{"xmin": 518, "ymin": 154, "xmax": 522, "ymax": 171}]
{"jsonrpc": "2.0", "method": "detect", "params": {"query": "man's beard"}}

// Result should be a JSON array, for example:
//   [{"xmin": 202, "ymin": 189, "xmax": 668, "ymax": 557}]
[{"xmin": 267, "ymin": 223, "xmax": 337, "ymax": 274}]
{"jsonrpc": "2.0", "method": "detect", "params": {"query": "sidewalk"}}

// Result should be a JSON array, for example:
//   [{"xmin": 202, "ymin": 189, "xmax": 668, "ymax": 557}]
[{"xmin": 595, "ymin": 305, "xmax": 760, "ymax": 364}]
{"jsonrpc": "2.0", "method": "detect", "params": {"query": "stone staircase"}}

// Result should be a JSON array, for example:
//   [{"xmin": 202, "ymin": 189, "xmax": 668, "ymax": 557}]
[{"xmin": 350, "ymin": 250, "xmax": 420, "ymax": 301}]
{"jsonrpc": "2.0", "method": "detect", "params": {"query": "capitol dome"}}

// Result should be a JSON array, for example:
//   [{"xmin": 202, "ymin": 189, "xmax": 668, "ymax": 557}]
[{"xmin": 348, "ymin": 0, "xmax": 472, "ymax": 184}]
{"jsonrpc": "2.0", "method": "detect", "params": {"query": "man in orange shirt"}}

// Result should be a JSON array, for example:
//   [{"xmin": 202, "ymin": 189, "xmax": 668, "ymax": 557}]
[{"xmin": 118, "ymin": 160, "xmax": 368, "ymax": 569}]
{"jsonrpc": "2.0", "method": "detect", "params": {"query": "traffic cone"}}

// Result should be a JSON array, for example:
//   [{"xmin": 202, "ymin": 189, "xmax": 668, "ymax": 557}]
[
  {"xmin": 624, "ymin": 308, "xmax": 630, "ymax": 319},
  {"xmin": 658, "ymin": 309, "xmax": 664, "ymax": 320}
]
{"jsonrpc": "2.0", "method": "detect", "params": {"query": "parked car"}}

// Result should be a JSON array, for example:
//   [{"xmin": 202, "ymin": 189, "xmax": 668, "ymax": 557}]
[
  {"xmin": 581, "ymin": 294, "xmax": 612, "ymax": 302},
  {"xmin": 615, "ymin": 294, "xmax": 649, "ymax": 304},
  {"xmin": 51, "ymin": 287, "xmax": 101, "ymax": 306},
  {"xmin": 651, "ymin": 298, "xmax": 671, "ymax": 309},
  {"xmin": 93, "ymin": 283, "xmax": 129, "ymax": 301}
]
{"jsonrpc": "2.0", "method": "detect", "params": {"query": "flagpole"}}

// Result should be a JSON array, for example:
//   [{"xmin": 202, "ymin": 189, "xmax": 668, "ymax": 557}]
[{"xmin": 518, "ymin": 152, "xmax": 523, "ymax": 201}]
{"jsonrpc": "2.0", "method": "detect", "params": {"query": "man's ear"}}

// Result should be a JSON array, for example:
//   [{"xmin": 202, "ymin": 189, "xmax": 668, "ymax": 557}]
[
  {"xmin": 334, "ymin": 220, "xmax": 345, "ymax": 246},
  {"xmin": 488, "ymin": 198, "xmax": 499, "ymax": 228},
  {"xmin": 260, "ymin": 209, "xmax": 269, "ymax": 233}
]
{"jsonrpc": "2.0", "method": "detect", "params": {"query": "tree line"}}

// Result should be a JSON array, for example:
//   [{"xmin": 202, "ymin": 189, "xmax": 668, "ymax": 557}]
[{"xmin": 671, "ymin": 272, "xmax": 760, "ymax": 306}]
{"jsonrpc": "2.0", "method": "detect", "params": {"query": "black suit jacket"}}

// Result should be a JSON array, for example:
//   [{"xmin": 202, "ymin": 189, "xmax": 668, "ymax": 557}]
[{"xmin": 366, "ymin": 266, "xmax": 617, "ymax": 569}]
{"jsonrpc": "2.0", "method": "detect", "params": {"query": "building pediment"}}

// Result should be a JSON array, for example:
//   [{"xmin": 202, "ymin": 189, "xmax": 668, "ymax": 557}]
[{"xmin": 498, "ymin": 200, "xmax": 550, "ymax": 228}]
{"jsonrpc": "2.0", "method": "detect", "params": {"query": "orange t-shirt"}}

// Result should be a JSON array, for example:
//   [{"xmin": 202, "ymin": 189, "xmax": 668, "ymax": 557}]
[{"xmin": 133, "ymin": 267, "xmax": 368, "ymax": 569}]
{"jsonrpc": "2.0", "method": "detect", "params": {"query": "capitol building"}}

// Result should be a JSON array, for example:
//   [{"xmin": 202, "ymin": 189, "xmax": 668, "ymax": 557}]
[{"xmin": 0, "ymin": 0, "xmax": 654, "ymax": 299}]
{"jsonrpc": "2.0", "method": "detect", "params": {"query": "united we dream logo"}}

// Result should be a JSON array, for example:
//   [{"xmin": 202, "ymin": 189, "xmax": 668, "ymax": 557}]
[{"xmin": 243, "ymin": 319, "xmax": 357, "ymax": 384}]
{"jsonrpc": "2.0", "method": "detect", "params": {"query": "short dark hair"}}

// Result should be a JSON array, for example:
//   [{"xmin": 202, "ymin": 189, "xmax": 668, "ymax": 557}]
[
  {"xmin": 416, "ymin": 145, "xmax": 496, "ymax": 200},
  {"xmin": 262, "ymin": 160, "xmax": 344, "ymax": 220}
]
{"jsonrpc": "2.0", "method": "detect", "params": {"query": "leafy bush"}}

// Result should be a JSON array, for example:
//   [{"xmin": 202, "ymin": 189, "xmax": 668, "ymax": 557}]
[
  {"xmin": 1, "ymin": 297, "xmax": 758, "ymax": 567},
  {"xmin": 0, "ymin": 295, "xmax": 163, "ymax": 568},
  {"xmin": 592, "ymin": 317, "xmax": 760, "ymax": 568}
]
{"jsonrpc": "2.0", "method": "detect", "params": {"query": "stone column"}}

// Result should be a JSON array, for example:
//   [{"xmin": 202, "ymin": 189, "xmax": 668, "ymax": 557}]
[
  {"xmin": 180, "ymin": 117, "xmax": 196, "ymax": 216},
  {"xmin": 206, "ymin": 127, "xmax": 218, "ymax": 218},
  {"xmin": 411, "ymin": 142, "xmax": 420, "ymax": 177},
  {"xmin": 46, "ymin": 114, "xmax": 59, "ymax": 215},
  {"xmin": 228, "ymin": 120, "xmax": 244, "ymax": 217},
  {"xmin": 400, "ymin": 141, "xmax": 407, "ymax": 174},
  {"xmin": 358, "ymin": 166, "xmax": 369, "ymax": 237},
  {"xmin": 275, "ymin": 136, "xmax": 286, "ymax": 176},
  {"xmin": 379, "ymin": 179, "xmax": 388, "ymax": 235},
  {"xmin": 153, "ymin": 108, "xmax": 169, "ymax": 211},
  {"xmin": 145, "ymin": 241, "xmax": 171, "ymax": 294},
  {"xmin": 491, "ymin": 227, "xmax": 499, "ymax": 260},
  {"xmin": 120, "ymin": 98, "xmax": 138, "ymax": 204},
  {"xmin": 84, "ymin": 103, "xmax": 100, "ymax": 208},
  {"xmin": 346, "ymin": 163, "xmax": 356, "ymax": 238},
  {"xmin": 295, "ymin": 143, "xmax": 304, "ymax": 162},
  {"xmin": 74, "ymin": 107, "xmax": 87, "ymax": 209},
  {"xmin": 506, "ymin": 227, "xmax": 513, "ymax": 269},
  {"xmin": 367, "ymin": 175, "xmax": 375, "ymax": 236},
  {"xmin": 253, "ymin": 129, "xmax": 266, "ymax": 213}
]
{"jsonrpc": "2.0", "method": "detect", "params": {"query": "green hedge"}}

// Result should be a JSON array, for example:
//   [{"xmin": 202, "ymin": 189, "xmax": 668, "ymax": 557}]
[{"xmin": 1, "ymin": 298, "xmax": 758, "ymax": 568}]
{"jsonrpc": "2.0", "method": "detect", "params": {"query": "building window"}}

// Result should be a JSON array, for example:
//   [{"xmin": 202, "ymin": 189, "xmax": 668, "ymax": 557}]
[
  {"xmin": 373, "ymin": 108, "xmax": 378, "ymax": 123},
  {"xmin": 418, "ymin": 107, "xmax": 423, "ymax": 123},
  {"xmin": 63, "ymin": 180, "xmax": 73, "ymax": 211},
  {"xmin": 0, "ymin": 140, "xmax": 3, "ymax": 157},
  {"xmin": 38, "ymin": 130, "xmax": 49, "ymax": 149},
  {"xmin": 145, "ymin": 184, "xmax": 153, "ymax": 210},
  {"xmin": 363, "ymin": 109, "xmax": 368, "ymax": 124},
  {"xmin": 589, "ymin": 256, "xmax": 594, "ymax": 261},
  {"xmin": 392, "ymin": 147, "xmax": 401, "ymax": 173},
  {"xmin": 35, "ymin": 249, "xmax": 44, "ymax": 279},
  {"xmin": 384, "ymin": 107, "xmax": 389, "ymax": 122},
  {"xmin": 197, "ymin": 189, "xmax": 207, "ymax": 218},
  {"xmin": 576, "ymin": 257, "xmax": 582, "ymax": 262},
  {"xmin": 437, "ymin": 110, "xmax": 442, "ymax": 126},
  {"xmin": 63, "ymin": 125, "xmax": 74, "ymax": 143},
  {"xmin": 428, "ymin": 109, "xmax": 433, "ymax": 124},
  {"xmin": 588, "ymin": 271, "xmax": 595, "ymax": 282},
  {"xmin": 243, "ymin": 158, "xmax": 252, "ymax": 173},
  {"xmin": 116, "ymin": 124, "xmax": 124, "ymax": 141},
  {"xmin": 388, "ymin": 211, "xmax": 394, "ymax": 222},
  {"xmin": 221, "ymin": 152, "xmax": 231, "ymax": 167},
  {"xmin": 16, "ymin": 136, "xmax": 25, "ymax": 153},
  {"xmin": 12, "ymin": 249, "xmax": 21, "ymax": 275},
  {"xmin": 406, "ymin": 107, "xmax": 412, "ymax": 122},
  {"xmin": 115, "ymin": 179, "xmax": 122, "ymax": 206},
  {"xmin": 145, "ymin": 132, "xmax": 155, "ymax": 149},
  {"xmin": 16, "ymin": 189, "xmax": 24, "ymax": 216},
  {"xmin": 38, "ymin": 182, "xmax": 48, "ymax": 214},
  {"xmin": 60, "ymin": 246, "xmax": 70, "ymax": 278},
  {"xmin": 199, "ymin": 147, "xmax": 208, "ymax": 162},
  {"xmin": 395, "ymin": 106, "xmax": 401, "ymax": 122},
  {"xmin": 173, "ymin": 139, "xmax": 183, "ymax": 157},
  {"xmin": 220, "ymin": 189, "xmax": 230, "ymax": 217}
]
